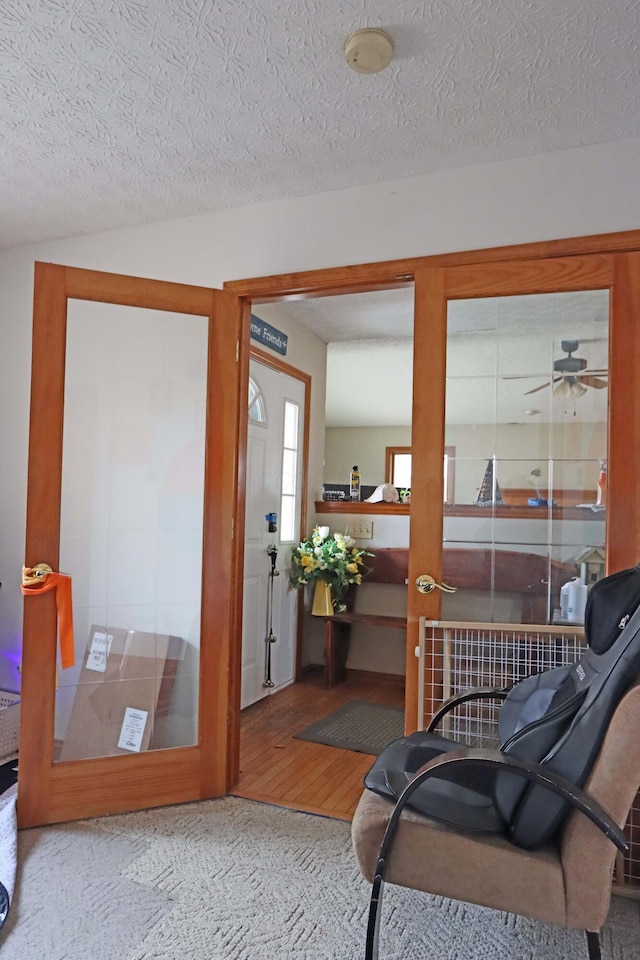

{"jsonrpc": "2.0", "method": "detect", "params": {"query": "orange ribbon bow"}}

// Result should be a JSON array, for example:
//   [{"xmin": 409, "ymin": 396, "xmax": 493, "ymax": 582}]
[{"xmin": 21, "ymin": 563, "xmax": 75, "ymax": 669}]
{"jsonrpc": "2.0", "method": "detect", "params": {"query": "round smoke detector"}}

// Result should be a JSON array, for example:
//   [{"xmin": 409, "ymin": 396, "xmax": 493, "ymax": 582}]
[{"xmin": 344, "ymin": 28, "xmax": 394, "ymax": 74}]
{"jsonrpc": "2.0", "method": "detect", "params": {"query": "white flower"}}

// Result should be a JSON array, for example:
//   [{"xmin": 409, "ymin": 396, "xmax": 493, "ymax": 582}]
[{"xmin": 317, "ymin": 526, "xmax": 330, "ymax": 540}]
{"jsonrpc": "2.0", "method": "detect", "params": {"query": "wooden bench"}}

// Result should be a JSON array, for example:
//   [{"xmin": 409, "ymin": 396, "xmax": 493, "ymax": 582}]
[
  {"xmin": 322, "ymin": 549, "xmax": 409, "ymax": 688},
  {"xmin": 323, "ymin": 613, "xmax": 408, "ymax": 687},
  {"xmin": 320, "ymin": 548, "xmax": 577, "ymax": 688}
]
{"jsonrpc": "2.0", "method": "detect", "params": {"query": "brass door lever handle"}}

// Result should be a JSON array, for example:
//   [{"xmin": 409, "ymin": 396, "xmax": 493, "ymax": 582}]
[{"xmin": 415, "ymin": 574, "xmax": 457, "ymax": 594}]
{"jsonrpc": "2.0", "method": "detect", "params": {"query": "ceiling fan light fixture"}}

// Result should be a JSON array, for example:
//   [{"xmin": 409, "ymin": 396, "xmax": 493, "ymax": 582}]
[
  {"xmin": 344, "ymin": 28, "xmax": 394, "ymax": 74},
  {"xmin": 553, "ymin": 379, "xmax": 573, "ymax": 399},
  {"xmin": 570, "ymin": 379, "xmax": 588, "ymax": 397}
]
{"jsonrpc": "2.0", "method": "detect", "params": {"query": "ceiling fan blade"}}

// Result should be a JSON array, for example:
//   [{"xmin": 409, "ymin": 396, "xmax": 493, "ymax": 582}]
[
  {"xmin": 524, "ymin": 380, "xmax": 553, "ymax": 395},
  {"xmin": 582, "ymin": 369, "xmax": 608, "ymax": 376},
  {"xmin": 581, "ymin": 375, "xmax": 609, "ymax": 390}
]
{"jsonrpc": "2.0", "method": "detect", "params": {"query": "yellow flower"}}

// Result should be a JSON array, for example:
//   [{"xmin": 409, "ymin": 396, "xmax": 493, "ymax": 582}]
[{"xmin": 289, "ymin": 527, "xmax": 373, "ymax": 593}]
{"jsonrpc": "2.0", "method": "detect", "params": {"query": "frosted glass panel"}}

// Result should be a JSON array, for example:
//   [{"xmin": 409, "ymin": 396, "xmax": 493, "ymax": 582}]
[{"xmin": 55, "ymin": 300, "xmax": 208, "ymax": 760}]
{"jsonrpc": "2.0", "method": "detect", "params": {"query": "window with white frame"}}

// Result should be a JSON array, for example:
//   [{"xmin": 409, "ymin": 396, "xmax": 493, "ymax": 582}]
[
  {"xmin": 386, "ymin": 445, "xmax": 456, "ymax": 503},
  {"xmin": 280, "ymin": 400, "xmax": 299, "ymax": 542}
]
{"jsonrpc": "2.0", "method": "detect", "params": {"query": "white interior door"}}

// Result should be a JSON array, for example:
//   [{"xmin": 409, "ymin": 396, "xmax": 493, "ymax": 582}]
[{"xmin": 241, "ymin": 358, "xmax": 305, "ymax": 708}]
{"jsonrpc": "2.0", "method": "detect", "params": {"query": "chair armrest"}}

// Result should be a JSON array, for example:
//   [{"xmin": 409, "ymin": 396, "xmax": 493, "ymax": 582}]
[
  {"xmin": 385, "ymin": 749, "xmax": 627, "ymax": 854},
  {"xmin": 365, "ymin": 749, "xmax": 627, "ymax": 960},
  {"xmin": 427, "ymin": 686, "xmax": 511, "ymax": 732}
]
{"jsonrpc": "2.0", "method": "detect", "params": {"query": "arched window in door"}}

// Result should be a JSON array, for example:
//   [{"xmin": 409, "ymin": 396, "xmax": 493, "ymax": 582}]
[{"xmin": 248, "ymin": 375, "xmax": 266, "ymax": 424}]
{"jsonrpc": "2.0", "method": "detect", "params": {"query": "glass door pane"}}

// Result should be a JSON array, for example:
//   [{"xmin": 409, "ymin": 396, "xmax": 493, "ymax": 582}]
[
  {"xmin": 442, "ymin": 289, "xmax": 609, "ymax": 624},
  {"xmin": 56, "ymin": 300, "xmax": 208, "ymax": 760}
]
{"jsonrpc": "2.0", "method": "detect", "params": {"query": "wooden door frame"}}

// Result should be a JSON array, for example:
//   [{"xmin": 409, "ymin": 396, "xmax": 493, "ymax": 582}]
[
  {"xmin": 20, "ymin": 262, "xmax": 243, "ymax": 827},
  {"xmin": 224, "ymin": 229, "xmax": 640, "ymax": 773}
]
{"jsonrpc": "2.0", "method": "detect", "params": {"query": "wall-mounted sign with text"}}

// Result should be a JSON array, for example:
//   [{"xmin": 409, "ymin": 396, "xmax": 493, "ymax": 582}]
[{"xmin": 250, "ymin": 315, "xmax": 288, "ymax": 356}]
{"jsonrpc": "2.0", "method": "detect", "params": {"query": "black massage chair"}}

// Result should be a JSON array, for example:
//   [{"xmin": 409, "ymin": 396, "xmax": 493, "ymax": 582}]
[{"xmin": 365, "ymin": 563, "xmax": 640, "ymax": 850}]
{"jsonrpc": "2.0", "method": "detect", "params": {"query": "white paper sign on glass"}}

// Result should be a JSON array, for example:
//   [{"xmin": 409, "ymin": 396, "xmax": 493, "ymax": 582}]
[
  {"xmin": 117, "ymin": 707, "xmax": 148, "ymax": 753},
  {"xmin": 85, "ymin": 630, "xmax": 114, "ymax": 673}
]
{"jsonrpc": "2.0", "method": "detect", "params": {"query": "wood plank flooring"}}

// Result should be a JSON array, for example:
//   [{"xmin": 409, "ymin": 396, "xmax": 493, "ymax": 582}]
[{"xmin": 231, "ymin": 668, "xmax": 405, "ymax": 821}]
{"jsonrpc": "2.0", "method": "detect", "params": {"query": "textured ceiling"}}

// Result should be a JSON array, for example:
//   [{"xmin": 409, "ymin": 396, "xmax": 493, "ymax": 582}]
[{"xmin": 0, "ymin": 0, "xmax": 638, "ymax": 248}]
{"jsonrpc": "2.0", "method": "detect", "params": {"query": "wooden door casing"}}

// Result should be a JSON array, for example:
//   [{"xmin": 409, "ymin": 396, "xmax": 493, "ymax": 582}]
[{"xmin": 226, "ymin": 233, "xmax": 640, "ymax": 744}]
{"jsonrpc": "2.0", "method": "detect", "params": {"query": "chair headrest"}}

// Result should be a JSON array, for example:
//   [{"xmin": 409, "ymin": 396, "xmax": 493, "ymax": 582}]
[{"xmin": 584, "ymin": 564, "xmax": 640, "ymax": 655}]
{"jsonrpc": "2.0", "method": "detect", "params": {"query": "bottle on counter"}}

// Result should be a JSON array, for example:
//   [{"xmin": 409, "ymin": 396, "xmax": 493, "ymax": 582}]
[
  {"xmin": 350, "ymin": 465, "xmax": 361, "ymax": 501},
  {"xmin": 596, "ymin": 459, "xmax": 607, "ymax": 507},
  {"xmin": 560, "ymin": 577, "xmax": 588, "ymax": 623}
]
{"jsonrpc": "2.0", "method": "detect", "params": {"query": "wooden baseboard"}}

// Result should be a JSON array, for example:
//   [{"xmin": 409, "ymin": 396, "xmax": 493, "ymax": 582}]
[
  {"xmin": 301, "ymin": 663, "xmax": 404, "ymax": 686},
  {"xmin": 346, "ymin": 667, "xmax": 405, "ymax": 685},
  {"xmin": 300, "ymin": 663, "xmax": 324, "ymax": 677}
]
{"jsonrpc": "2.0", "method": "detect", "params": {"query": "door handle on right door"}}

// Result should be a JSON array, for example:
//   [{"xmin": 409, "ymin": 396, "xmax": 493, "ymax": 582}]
[{"xmin": 415, "ymin": 574, "xmax": 457, "ymax": 594}]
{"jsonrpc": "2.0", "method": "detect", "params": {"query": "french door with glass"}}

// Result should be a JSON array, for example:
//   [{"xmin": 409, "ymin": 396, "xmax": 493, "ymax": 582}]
[
  {"xmin": 406, "ymin": 252, "xmax": 640, "ymax": 727},
  {"xmin": 19, "ymin": 262, "xmax": 243, "ymax": 827}
]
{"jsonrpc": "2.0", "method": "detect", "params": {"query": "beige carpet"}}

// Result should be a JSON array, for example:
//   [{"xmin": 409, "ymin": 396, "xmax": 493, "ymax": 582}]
[{"xmin": 1, "ymin": 796, "xmax": 639, "ymax": 959}]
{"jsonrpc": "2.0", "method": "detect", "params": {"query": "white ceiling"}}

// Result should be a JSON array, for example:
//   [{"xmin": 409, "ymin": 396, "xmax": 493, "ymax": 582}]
[{"xmin": 1, "ymin": 0, "xmax": 638, "ymax": 248}]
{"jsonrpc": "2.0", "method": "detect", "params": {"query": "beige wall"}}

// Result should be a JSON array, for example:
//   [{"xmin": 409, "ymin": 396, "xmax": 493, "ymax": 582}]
[{"xmin": 324, "ymin": 426, "xmax": 411, "ymax": 488}]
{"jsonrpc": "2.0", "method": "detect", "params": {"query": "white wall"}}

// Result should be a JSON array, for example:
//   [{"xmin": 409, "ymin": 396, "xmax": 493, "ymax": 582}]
[{"xmin": 1, "ymin": 138, "xmax": 639, "ymax": 691}]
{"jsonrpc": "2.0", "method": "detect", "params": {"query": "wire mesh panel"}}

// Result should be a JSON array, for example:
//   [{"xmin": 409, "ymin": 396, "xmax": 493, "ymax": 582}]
[
  {"xmin": 419, "ymin": 621, "xmax": 640, "ymax": 892},
  {"xmin": 622, "ymin": 801, "xmax": 640, "ymax": 894},
  {"xmin": 0, "ymin": 690, "xmax": 20, "ymax": 763},
  {"xmin": 420, "ymin": 621, "xmax": 585, "ymax": 737}
]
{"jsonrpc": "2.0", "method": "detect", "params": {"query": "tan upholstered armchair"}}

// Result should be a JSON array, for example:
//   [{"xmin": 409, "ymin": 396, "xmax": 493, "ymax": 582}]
[{"xmin": 352, "ymin": 683, "xmax": 640, "ymax": 960}]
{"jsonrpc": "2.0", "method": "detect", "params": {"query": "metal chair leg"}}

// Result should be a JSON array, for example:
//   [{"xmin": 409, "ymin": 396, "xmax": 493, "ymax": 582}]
[{"xmin": 586, "ymin": 930, "xmax": 601, "ymax": 960}]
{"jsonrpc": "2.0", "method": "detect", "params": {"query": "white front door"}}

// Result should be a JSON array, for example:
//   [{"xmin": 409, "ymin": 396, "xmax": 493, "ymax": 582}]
[{"xmin": 241, "ymin": 358, "xmax": 305, "ymax": 708}]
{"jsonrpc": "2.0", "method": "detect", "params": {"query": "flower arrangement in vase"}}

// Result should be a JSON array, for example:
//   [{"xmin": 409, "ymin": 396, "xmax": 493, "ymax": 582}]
[{"xmin": 289, "ymin": 526, "xmax": 373, "ymax": 614}]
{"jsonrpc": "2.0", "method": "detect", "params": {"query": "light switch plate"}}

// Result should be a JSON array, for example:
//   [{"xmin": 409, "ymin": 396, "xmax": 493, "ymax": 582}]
[{"xmin": 347, "ymin": 520, "xmax": 373, "ymax": 539}]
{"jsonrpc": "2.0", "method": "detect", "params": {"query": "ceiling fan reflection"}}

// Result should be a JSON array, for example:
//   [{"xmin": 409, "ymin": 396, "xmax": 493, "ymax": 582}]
[{"xmin": 508, "ymin": 340, "xmax": 608, "ymax": 397}]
